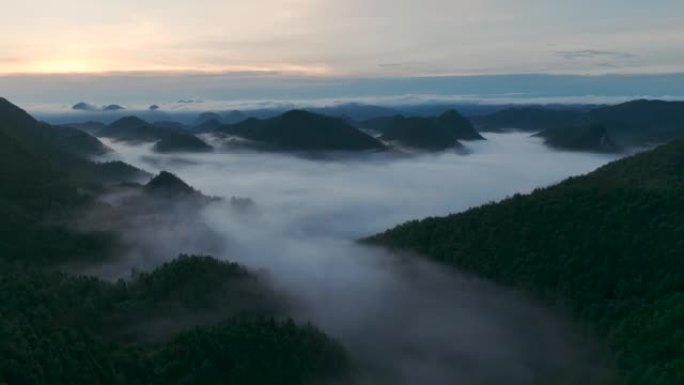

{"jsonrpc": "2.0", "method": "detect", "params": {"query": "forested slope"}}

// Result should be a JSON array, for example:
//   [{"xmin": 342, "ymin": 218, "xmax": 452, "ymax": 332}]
[
  {"xmin": 368, "ymin": 140, "xmax": 684, "ymax": 385},
  {"xmin": 0, "ymin": 256, "xmax": 349, "ymax": 385},
  {"xmin": 0, "ymin": 98, "xmax": 351, "ymax": 385}
]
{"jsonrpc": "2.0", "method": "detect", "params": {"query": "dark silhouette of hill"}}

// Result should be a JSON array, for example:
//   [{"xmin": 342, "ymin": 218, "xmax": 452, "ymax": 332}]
[
  {"xmin": 367, "ymin": 139, "xmax": 684, "ymax": 384},
  {"xmin": 218, "ymin": 110, "xmax": 385, "ymax": 151},
  {"xmin": 436, "ymin": 110, "xmax": 485, "ymax": 140},
  {"xmin": 372, "ymin": 116, "xmax": 463, "ymax": 150},
  {"xmin": 154, "ymin": 134, "xmax": 213, "ymax": 153},
  {"xmin": 103, "ymin": 104, "xmax": 125, "ymax": 111},
  {"xmin": 360, "ymin": 109, "xmax": 482, "ymax": 150},
  {"xmin": 0, "ymin": 97, "xmax": 109, "ymax": 158},
  {"xmin": 72, "ymin": 102, "xmax": 98, "ymax": 111},
  {"xmin": 0, "ymin": 98, "xmax": 148, "ymax": 262},
  {"xmin": 308, "ymin": 103, "xmax": 399, "ymax": 121},
  {"xmin": 101, "ymin": 116, "xmax": 213, "ymax": 153},
  {"xmin": 0, "ymin": 96, "xmax": 352, "ymax": 385},
  {"xmin": 101, "ymin": 116, "xmax": 162, "ymax": 141},
  {"xmin": 472, "ymin": 107, "xmax": 585, "ymax": 132},
  {"xmin": 587, "ymin": 99, "xmax": 684, "ymax": 145},
  {"xmin": 535, "ymin": 123, "xmax": 620, "ymax": 153},
  {"xmin": 144, "ymin": 171, "xmax": 198, "ymax": 197},
  {"xmin": 474, "ymin": 100, "xmax": 684, "ymax": 151}
]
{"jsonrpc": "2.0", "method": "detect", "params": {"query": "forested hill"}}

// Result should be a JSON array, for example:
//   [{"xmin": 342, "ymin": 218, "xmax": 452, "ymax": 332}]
[
  {"xmin": 0, "ymin": 98, "xmax": 152, "ymax": 262},
  {"xmin": 0, "ymin": 97, "xmax": 352, "ymax": 385},
  {"xmin": 367, "ymin": 140, "xmax": 684, "ymax": 385}
]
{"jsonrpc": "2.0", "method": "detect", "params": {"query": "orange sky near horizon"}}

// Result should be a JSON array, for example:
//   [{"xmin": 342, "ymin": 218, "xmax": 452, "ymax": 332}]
[{"xmin": 1, "ymin": 0, "xmax": 683, "ymax": 77}]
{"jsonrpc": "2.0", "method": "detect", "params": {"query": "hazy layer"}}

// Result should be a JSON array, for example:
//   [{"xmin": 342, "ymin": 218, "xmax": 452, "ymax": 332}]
[{"xmin": 99, "ymin": 133, "xmax": 620, "ymax": 384}]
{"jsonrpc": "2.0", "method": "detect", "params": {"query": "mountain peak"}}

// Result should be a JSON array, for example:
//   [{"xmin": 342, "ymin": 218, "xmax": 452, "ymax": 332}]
[
  {"xmin": 144, "ymin": 171, "xmax": 197, "ymax": 196},
  {"xmin": 103, "ymin": 104, "xmax": 126, "ymax": 111},
  {"xmin": 72, "ymin": 102, "xmax": 98, "ymax": 111},
  {"xmin": 109, "ymin": 116, "xmax": 149, "ymax": 129}
]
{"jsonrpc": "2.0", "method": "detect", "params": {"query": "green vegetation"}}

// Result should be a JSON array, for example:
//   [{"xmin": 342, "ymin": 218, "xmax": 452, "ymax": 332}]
[
  {"xmin": 367, "ymin": 140, "xmax": 684, "ymax": 384},
  {"xmin": 0, "ymin": 98, "xmax": 351, "ymax": 384},
  {"xmin": 155, "ymin": 318, "xmax": 349, "ymax": 385},
  {"xmin": 0, "ymin": 256, "xmax": 349, "ymax": 385}
]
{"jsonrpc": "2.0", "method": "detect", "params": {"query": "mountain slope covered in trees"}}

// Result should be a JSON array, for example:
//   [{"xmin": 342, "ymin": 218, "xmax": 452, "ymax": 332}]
[
  {"xmin": 0, "ymin": 98, "xmax": 351, "ymax": 384},
  {"xmin": 368, "ymin": 140, "xmax": 684, "ymax": 385},
  {"xmin": 0, "ymin": 255, "xmax": 349, "ymax": 385}
]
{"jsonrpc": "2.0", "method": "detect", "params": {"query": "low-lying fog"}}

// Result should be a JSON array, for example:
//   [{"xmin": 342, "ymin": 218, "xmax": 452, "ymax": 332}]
[{"xmin": 96, "ymin": 133, "xmax": 620, "ymax": 385}]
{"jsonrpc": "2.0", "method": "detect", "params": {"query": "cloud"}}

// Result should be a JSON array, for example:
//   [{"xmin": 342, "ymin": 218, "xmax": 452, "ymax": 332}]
[
  {"xmin": 555, "ymin": 49, "xmax": 635, "ymax": 60},
  {"xmin": 84, "ymin": 133, "xmax": 621, "ymax": 384},
  {"xmin": 0, "ymin": 56, "xmax": 21, "ymax": 63},
  {"xmin": 1, "ymin": 1, "xmax": 683, "ymax": 77}
]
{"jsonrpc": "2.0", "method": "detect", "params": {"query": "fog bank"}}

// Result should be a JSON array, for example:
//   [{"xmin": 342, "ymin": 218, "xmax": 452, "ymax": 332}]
[{"xmin": 96, "ymin": 133, "xmax": 620, "ymax": 384}]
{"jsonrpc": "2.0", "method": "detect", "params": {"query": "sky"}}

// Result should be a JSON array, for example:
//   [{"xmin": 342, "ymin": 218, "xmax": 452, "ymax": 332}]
[{"xmin": 1, "ymin": 0, "xmax": 684, "ymax": 105}]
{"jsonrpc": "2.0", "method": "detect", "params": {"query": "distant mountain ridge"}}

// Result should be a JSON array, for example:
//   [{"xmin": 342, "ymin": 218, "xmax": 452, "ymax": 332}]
[
  {"xmin": 359, "ymin": 110, "xmax": 483, "ymax": 150},
  {"xmin": 213, "ymin": 109, "xmax": 386, "ymax": 151},
  {"xmin": 96, "ymin": 116, "xmax": 213, "ymax": 153},
  {"xmin": 473, "ymin": 107, "xmax": 584, "ymax": 132},
  {"xmin": 473, "ymin": 99, "xmax": 684, "ymax": 151},
  {"xmin": 535, "ymin": 123, "xmax": 620, "ymax": 153}
]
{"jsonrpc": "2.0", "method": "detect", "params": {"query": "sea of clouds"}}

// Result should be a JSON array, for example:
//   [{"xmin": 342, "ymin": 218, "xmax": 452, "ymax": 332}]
[{"xmin": 93, "ymin": 133, "xmax": 620, "ymax": 384}]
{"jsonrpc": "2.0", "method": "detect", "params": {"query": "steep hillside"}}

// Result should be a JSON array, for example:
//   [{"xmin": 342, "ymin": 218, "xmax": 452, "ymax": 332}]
[
  {"xmin": 368, "ymin": 140, "xmax": 684, "ymax": 384},
  {"xmin": 0, "ymin": 99, "xmax": 147, "ymax": 262},
  {"xmin": 0, "ymin": 255, "xmax": 349, "ymax": 385},
  {"xmin": 0, "ymin": 98, "xmax": 352, "ymax": 385}
]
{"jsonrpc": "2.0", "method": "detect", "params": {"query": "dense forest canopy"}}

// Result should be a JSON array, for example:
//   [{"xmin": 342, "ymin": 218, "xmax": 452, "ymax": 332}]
[{"xmin": 367, "ymin": 139, "xmax": 684, "ymax": 385}]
